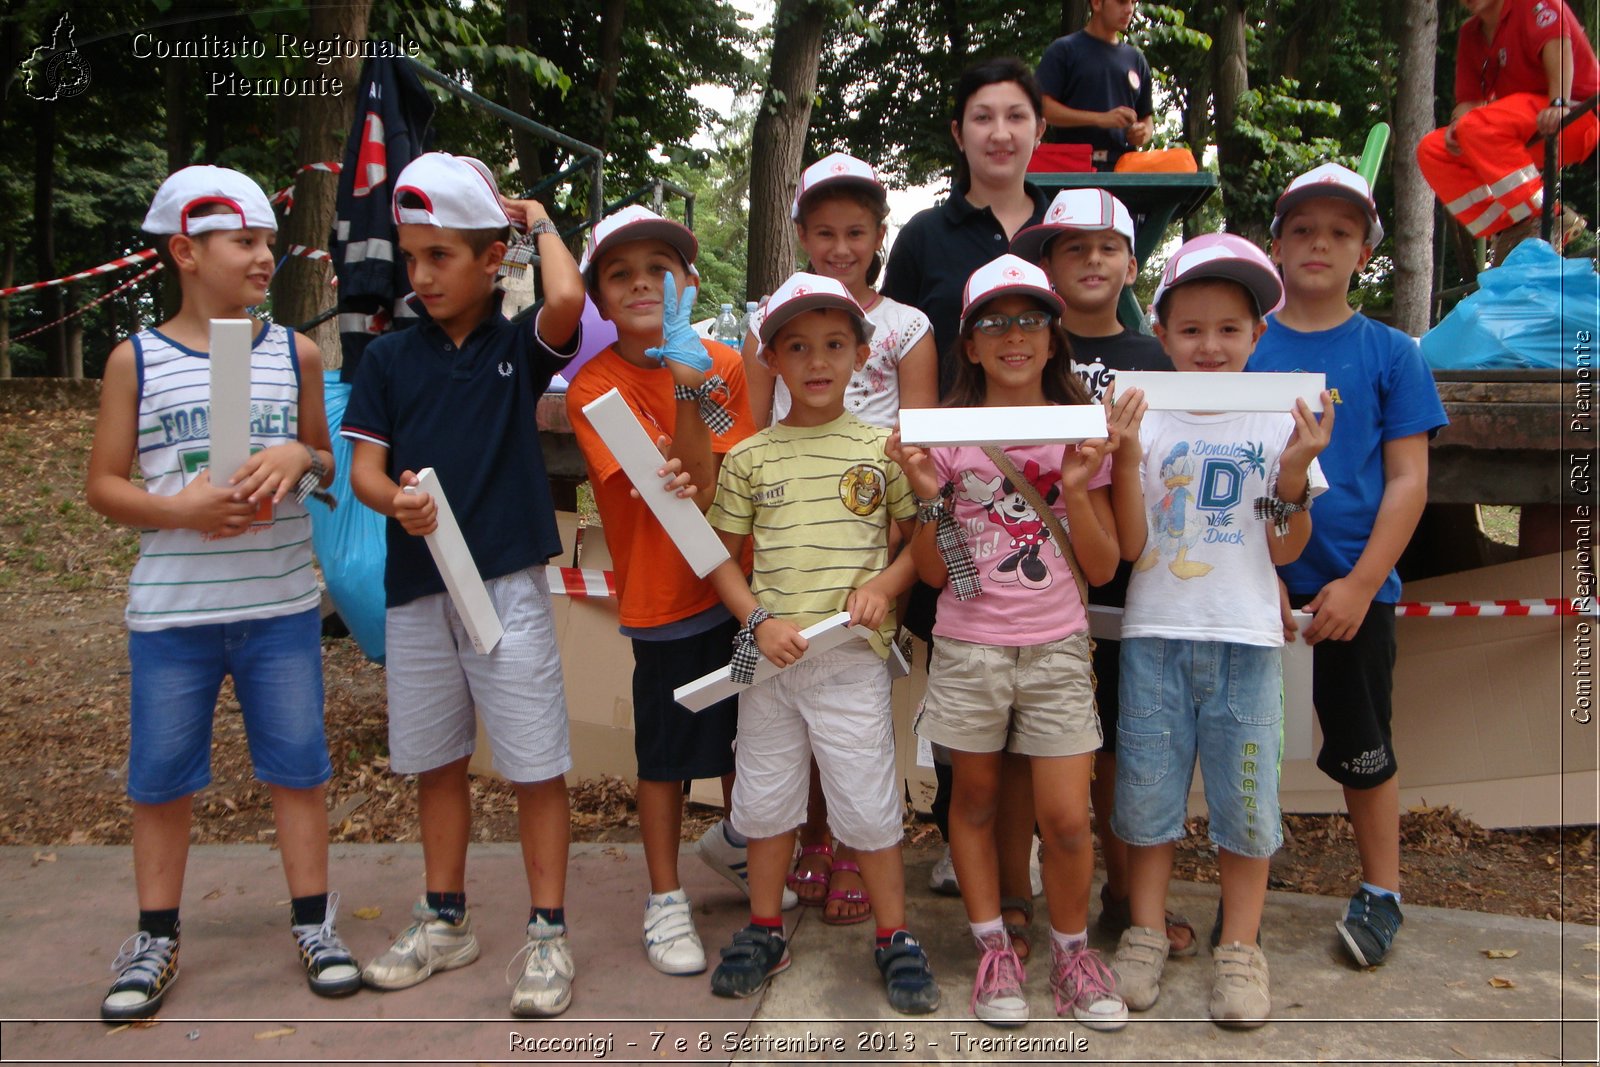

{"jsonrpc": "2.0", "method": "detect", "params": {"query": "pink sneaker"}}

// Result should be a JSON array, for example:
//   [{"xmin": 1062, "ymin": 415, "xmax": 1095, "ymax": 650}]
[
  {"xmin": 971, "ymin": 931, "xmax": 1028, "ymax": 1027},
  {"xmin": 1051, "ymin": 941, "xmax": 1128, "ymax": 1031}
]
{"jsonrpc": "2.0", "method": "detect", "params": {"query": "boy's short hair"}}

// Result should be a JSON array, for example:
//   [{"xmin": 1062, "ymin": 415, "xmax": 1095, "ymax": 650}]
[
  {"xmin": 1011, "ymin": 188, "xmax": 1136, "ymax": 264},
  {"xmin": 394, "ymin": 190, "xmax": 510, "ymax": 254},
  {"xmin": 1270, "ymin": 162, "xmax": 1384, "ymax": 246},
  {"xmin": 142, "ymin": 164, "xmax": 277, "ymax": 274},
  {"xmin": 1152, "ymin": 233, "xmax": 1282, "ymax": 323},
  {"xmin": 579, "ymin": 205, "xmax": 699, "ymax": 293}
]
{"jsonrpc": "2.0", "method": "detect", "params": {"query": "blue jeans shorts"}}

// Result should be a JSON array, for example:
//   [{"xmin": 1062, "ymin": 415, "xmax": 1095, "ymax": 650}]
[
  {"xmin": 127, "ymin": 607, "xmax": 331, "ymax": 805},
  {"xmin": 1111, "ymin": 637, "xmax": 1284, "ymax": 858}
]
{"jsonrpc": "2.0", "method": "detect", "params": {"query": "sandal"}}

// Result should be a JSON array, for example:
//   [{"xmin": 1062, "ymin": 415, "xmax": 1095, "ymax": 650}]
[
  {"xmin": 1000, "ymin": 896, "xmax": 1033, "ymax": 962},
  {"xmin": 822, "ymin": 860, "xmax": 872, "ymax": 926},
  {"xmin": 785, "ymin": 843, "xmax": 832, "ymax": 906},
  {"xmin": 1097, "ymin": 884, "xmax": 1197, "ymax": 957}
]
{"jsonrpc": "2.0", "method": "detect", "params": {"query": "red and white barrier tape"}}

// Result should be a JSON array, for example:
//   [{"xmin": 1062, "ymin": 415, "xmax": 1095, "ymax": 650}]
[
  {"xmin": 287, "ymin": 244, "xmax": 333, "ymax": 263},
  {"xmin": 10, "ymin": 263, "xmax": 164, "ymax": 342},
  {"xmin": 1394, "ymin": 599, "xmax": 1589, "ymax": 617},
  {"xmin": 545, "ymin": 566, "xmax": 618, "ymax": 598},
  {"xmin": 0, "ymin": 249, "xmax": 158, "ymax": 299},
  {"xmin": 270, "ymin": 160, "xmax": 343, "ymax": 213}
]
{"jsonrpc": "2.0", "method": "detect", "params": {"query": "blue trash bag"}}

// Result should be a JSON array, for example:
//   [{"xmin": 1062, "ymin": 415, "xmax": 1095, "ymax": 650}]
[
  {"xmin": 1422, "ymin": 239, "xmax": 1599, "ymax": 372},
  {"xmin": 307, "ymin": 371, "xmax": 386, "ymax": 663}
]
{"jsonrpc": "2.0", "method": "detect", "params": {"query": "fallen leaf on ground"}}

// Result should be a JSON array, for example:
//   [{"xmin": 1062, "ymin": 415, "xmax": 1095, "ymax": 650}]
[
  {"xmin": 1444, "ymin": 979, "xmax": 1467, "ymax": 988},
  {"xmin": 1482, "ymin": 948, "xmax": 1519, "ymax": 959},
  {"xmin": 202, "ymin": 888, "xmax": 222, "ymax": 901},
  {"xmin": 254, "ymin": 1027, "xmax": 296, "ymax": 1040},
  {"xmin": 1450, "ymin": 1046, "xmax": 1469, "ymax": 1058},
  {"xmin": 353, "ymin": 906, "xmax": 381, "ymax": 920},
  {"xmin": 1488, "ymin": 977, "xmax": 1515, "ymax": 988}
]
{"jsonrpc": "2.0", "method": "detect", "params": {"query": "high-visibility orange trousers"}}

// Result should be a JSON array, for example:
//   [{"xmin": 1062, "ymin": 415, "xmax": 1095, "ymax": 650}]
[{"xmin": 1416, "ymin": 92, "xmax": 1598, "ymax": 238}]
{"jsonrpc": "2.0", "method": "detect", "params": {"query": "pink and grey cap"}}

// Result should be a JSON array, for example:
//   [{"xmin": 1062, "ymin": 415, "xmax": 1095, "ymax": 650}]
[
  {"xmin": 959, "ymin": 254, "xmax": 1066, "ymax": 331},
  {"xmin": 392, "ymin": 153, "xmax": 512, "ymax": 229},
  {"xmin": 1010, "ymin": 188, "xmax": 1136, "ymax": 263},
  {"xmin": 1152, "ymin": 233, "xmax": 1283, "ymax": 319},
  {"xmin": 791, "ymin": 152, "xmax": 886, "ymax": 220},
  {"xmin": 142, "ymin": 165, "xmax": 276, "ymax": 235},
  {"xmin": 757, "ymin": 272, "xmax": 875, "ymax": 344},
  {"xmin": 577, "ymin": 204, "xmax": 699, "ymax": 281},
  {"xmin": 1270, "ymin": 162, "xmax": 1384, "ymax": 245}
]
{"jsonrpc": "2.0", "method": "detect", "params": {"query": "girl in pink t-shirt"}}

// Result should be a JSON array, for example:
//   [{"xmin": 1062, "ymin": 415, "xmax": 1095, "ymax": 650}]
[{"xmin": 888, "ymin": 255, "xmax": 1127, "ymax": 1031}]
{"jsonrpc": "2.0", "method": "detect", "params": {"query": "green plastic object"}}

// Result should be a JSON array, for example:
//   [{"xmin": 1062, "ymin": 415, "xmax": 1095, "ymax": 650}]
[{"xmin": 1357, "ymin": 123, "xmax": 1391, "ymax": 185}]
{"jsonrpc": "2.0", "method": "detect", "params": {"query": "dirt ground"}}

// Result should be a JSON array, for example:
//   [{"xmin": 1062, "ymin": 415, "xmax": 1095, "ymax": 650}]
[{"xmin": 1, "ymin": 405, "xmax": 1594, "ymax": 927}]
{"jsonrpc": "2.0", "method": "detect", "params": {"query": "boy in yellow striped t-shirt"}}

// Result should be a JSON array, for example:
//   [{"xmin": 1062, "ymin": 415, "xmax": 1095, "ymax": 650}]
[{"xmin": 703, "ymin": 272, "xmax": 937, "ymax": 1015}]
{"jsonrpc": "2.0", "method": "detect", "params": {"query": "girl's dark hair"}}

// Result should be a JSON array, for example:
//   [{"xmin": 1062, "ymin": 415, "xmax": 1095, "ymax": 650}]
[
  {"xmin": 795, "ymin": 183, "xmax": 891, "ymax": 287},
  {"xmin": 951, "ymin": 56, "xmax": 1043, "ymax": 189},
  {"xmin": 943, "ymin": 295, "xmax": 1089, "ymax": 409}
]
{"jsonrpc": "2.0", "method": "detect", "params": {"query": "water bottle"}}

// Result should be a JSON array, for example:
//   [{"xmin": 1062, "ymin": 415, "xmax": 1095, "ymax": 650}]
[
  {"xmin": 714, "ymin": 303, "xmax": 740, "ymax": 345},
  {"xmin": 743, "ymin": 301, "xmax": 759, "ymax": 341}
]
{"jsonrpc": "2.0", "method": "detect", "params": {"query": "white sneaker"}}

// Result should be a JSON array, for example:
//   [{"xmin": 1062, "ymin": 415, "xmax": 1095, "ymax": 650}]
[
  {"xmin": 697, "ymin": 818, "xmax": 799, "ymax": 910},
  {"xmin": 361, "ymin": 898, "xmax": 479, "ymax": 991},
  {"xmin": 507, "ymin": 918, "xmax": 574, "ymax": 1017},
  {"xmin": 643, "ymin": 890, "xmax": 706, "ymax": 975},
  {"xmin": 929, "ymin": 846, "xmax": 959, "ymax": 896}
]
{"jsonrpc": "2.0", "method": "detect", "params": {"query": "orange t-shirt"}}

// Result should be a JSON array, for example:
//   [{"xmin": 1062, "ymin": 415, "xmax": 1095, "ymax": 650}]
[{"xmin": 565, "ymin": 341, "xmax": 757, "ymax": 630}]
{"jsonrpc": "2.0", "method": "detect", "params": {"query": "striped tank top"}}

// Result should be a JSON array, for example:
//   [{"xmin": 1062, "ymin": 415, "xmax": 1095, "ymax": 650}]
[{"xmin": 125, "ymin": 323, "xmax": 320, "ymax": 630}]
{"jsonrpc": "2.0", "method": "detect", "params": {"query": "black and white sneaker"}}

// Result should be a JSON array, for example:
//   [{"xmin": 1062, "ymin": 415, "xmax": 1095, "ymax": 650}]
[
  {"xmin": 101, "ymin": 932, "xmax": 179, "ymax": 1022},
  {"xmin": 292, "ymin": 891, "xmax": 362, "ymax": 997}
]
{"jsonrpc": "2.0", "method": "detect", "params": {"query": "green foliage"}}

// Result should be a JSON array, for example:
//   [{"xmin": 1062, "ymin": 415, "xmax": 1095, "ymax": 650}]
[
  {"xmin": 668, "ymin": 102, "xmax": 756, "ymax": 311},
  {"xmin": 1228, "ymin": 77, "xmax": 1353, "ymax": 229}
]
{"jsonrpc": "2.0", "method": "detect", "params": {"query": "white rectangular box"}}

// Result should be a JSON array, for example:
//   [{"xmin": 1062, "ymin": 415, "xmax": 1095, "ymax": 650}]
[
  {"xmin": 1114, "ymin": 371, "xmax": 1325, "ymax": 413},
  {"xmin": 673, "ymin": 611, "xmax": 875, "ymax": 712},
  {"xmin": 409, "ymin": 467, "xmax": 504, "ymax": 655},
  {"xmin": 899, "ymin": 405, "xmax": 1108, "ymax": 448},
  {"xmin": 207, "ymin": 318, "xmax": 255, "ymax": 484},
  {"xmin": 581, "ymin": 388, "xmax": 730, "ymax": 578}
]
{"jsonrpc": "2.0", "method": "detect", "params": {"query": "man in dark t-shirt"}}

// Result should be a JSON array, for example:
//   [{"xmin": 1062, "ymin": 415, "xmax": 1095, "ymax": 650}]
[{"xmin": 1036, "ymin": 0, "xmax": 1155, "ymax": 171}]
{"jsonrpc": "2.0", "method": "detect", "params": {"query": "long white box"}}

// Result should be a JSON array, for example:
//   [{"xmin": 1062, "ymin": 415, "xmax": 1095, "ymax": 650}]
[
  {"xmin": 207, "ymin": 318, "xmax": 255, "ymax": 484},
  {"xmin": 580, "ymin": 388, "xmax": 730, "ymax": 578},
  {"xmin": 1114, "ymin": 371, "xmax": 1325, "ymax": 413},
  {"xmin": 673, "ymin": 611, "xmax": 875, "ymax": 712},
  {"xmin": 408, "ymin": 467, "xmax": 504, "ymax": 655},
  {"xmin": 899, "ymin": 405, "xmax": 1108, "ymax": 448}
]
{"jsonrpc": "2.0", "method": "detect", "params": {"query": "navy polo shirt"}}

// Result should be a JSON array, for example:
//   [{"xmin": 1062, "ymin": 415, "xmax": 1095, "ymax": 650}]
[
  {"xmin": 1036, "ymin": 31, "xmax": 1154, "ymax": 167},
  {"xmin": 882, "ymin": 182, "xmax": 1052, "ymax": 398},
  {"xmin": 342, "ymin": 292, "xmax": 577, "ymax": 608}
]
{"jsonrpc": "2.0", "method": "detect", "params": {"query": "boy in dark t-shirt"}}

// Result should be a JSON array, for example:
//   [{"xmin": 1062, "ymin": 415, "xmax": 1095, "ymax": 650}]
[{"xmin": 1036, "ymin": 0, "xmax": 1155, "ymax": 171}]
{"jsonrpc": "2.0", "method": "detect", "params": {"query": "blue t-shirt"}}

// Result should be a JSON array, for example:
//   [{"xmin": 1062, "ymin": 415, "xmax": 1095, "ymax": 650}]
[
  {"xmin": 342, "ymin": 293, "xmax": 577, "ymax": 607},
  {"xmin": 1250, "ymin": 312, "xmax": 1447, "ymax": 603},
  {"xmin": 1036, "ymin": 30, "xmax": 1153, "ymax": 165}
]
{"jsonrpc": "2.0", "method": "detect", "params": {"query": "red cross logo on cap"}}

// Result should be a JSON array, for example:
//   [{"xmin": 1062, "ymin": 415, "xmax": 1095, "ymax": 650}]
[
  {"xmin": 1003, "ymin": 267, "xmax": 1024, "ymax": 281},
  {"xmin": 792, "ymin": 285, "xmax": 810, "ymax": 296},
  {"xmin": 830, "ymin": 162, "xmax": 849, "ymax": 174}
]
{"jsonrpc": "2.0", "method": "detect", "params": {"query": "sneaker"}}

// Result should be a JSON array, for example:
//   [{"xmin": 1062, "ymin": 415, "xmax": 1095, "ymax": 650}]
[
  {"xmin": 291, "ymin": 890, "xmax": 362, "ymax": 997},
  {"xmin": 875, "ymin": 931, "xmax": 942, "ymax": 1015},
  {"xmin": 710, "ymin": 925, "xmax": 791, "ymax": 998},
  {"xmin": 1110, "ymin": 925, "xmax": 1168, "ymax": 1012},
  {"xmin": 507, "ymin": 917, "xmax": 575, "ymax": 1017},
  {"xmin": 1490, "ymin": 215, "xmax": 1539, "ymax": 265},
  {"xmin": 361, "ymin": 898, "xmax": 480, "ymax": 991},
  {"xmin": 970, "ymin": 931, "xmax": 1027, "ymax": 1027},
  {"xmin": 928, "ymin": 846, "xmax": 960, "ymax": 896},
  {"xmin": 1336, "ymin": 888, "xmax": 1403, "ymax": 967},
  {"xmin": 697, "ymin": 819, "xmax": 799, "ymax": 910},
  {"xmin": 1051, "ymin": 941, "xmax": 1128, "ymax": 1031},
  {"xmin": 1209, "ymin": 941, "xmax": 1270, "ymax": 1028},
  {"xmin": 100, "ymin": 932, "xmax": 179, "ymax": 1022},
  {"xmin": 1555, "ymin": 204, "xmax": 1590, "ymax": 253},
  {"xmin": 643, "ymin": 890, "xmax": 706, "ymax": 975}
]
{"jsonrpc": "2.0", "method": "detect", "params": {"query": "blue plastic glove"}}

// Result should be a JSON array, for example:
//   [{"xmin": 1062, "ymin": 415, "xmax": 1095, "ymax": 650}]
[{"xmin": 645, "ymin": 272, "xmax": 711, "ymax": 373}]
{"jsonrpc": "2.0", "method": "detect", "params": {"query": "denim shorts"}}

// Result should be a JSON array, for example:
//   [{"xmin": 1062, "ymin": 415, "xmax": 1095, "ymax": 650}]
[
  {"xmin": 1111, "ymin": 637, "xmax": 1284, "ymax": 858},
  {"xmin": 127, "ymin": 607, "xmax": 331, "ymax": 805}
]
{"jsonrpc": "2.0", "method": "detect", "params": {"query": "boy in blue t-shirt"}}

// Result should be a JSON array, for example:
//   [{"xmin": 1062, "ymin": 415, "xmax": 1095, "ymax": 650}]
[
  {"xmin": 1251, "ymin": 162, "xmax": 1448, "ymax": 968},
  {"xmin": 342, "ymin": 153, "xmax": 586, "ymax": 1016}
]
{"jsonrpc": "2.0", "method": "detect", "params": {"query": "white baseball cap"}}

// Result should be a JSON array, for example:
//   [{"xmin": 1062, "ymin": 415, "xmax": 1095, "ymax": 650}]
[
  {"xmin": 1010, "ymin": 188, "xmax": 1136, "ymax": 263},
  {"xmin": 757, "ymin": 272, "xmax": 875, "ymax": 344},
  {"xmin": 791, "ymin": 152, "xmax": 886, "ymax": 220},
  {"xmin": 392, "ymin": 153, "xmax": 512, "ymax": 230},
  {"xmin": 142, "ymin": 165, "xmax": 276, "ymax": 235},
  {"xmin": 578, "ymin": 204, "xmax": 699, "ymax": 280},
  {"xmin": 959, "ymin": 254, "xmax": 1066, "ymax": 331},
  {"xmin": 1270, "ymin": 162, "xmax": 1384, "ymax": 246},
  {"xmin": 1152, "ymin": 233, "xmax": 1283, "ymax": 319}
]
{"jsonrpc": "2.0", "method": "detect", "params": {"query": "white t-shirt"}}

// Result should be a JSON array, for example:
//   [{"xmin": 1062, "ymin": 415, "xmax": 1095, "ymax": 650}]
[
  {"xmin": 1123, "ymin": 410, "xmax": 1329, "ymax": 647},
  {"xmin": 752, "ymin": 293, "xmax": 931, "ymax": 429}
]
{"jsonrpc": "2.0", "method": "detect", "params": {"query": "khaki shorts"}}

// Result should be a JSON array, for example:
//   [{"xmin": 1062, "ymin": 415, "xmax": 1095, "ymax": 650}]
[{"xmin": 916, "ymin": 632, "xmax": 1100, "ymax": 758}]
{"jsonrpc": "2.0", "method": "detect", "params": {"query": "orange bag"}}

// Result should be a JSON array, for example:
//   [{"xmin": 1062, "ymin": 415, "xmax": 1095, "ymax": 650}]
[{"xmin": 1114, "ymin": 148, "xmax": 1198, "ymax": 173}]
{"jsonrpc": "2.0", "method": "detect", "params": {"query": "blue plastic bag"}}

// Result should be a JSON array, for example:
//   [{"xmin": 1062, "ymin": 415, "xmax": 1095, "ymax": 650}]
[
  {"xmin": 307, "ymin": 370, "xmax": 387, "ymax": 663},
  {"xmin": 1422, "ymin": 240, "xmax": 1599, "ymax": 371}
]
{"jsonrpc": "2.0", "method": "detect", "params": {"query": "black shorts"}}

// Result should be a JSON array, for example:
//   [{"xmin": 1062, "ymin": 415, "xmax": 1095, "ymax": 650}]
[
  {"xmin": 630, "ymin": 619, "xmax": 739, "ymax": 782},
  {"xmin": 1291, "ymin": 594, "xmax": 1398, "ymax": 789},
  {"xmin": 1093, "ymin": 637, "xmax": 1120, "ymax": 754}
]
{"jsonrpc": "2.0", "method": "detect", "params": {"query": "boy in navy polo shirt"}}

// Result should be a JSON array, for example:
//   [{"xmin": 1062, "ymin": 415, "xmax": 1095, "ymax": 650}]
[
  {"xmin": 1251, "ymin": 163, "xmax": 1447, "ymax": 969},
  {"xmin": 342, "ymin": 153, "xmax": 586, "ymax": 1017}
]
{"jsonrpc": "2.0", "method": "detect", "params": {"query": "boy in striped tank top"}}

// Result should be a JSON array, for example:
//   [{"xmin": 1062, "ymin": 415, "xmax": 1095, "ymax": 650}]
[{"xmin": 86, "ymin": 166, "xmax": 357, "ymax": 1021}]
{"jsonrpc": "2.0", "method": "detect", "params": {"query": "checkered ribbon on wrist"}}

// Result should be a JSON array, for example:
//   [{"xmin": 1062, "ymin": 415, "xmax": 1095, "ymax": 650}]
[
  {"xmin": 934, "ymin": 482, "xmax": 982, "ymax": 601},
  {"xmin": 673, "ymin": 375, "xmax": 734, "ymax": 434},
  {"xmin": 731, "ymin": 606, "xmax": 773, "ymax": 685},
  {"xmin": 293, "ymin": 473, "xmax": 338, "ymax": 509},
  {"xmin": 1252, "ymin": 480, "xmax": 1306, "ymax": 537}
]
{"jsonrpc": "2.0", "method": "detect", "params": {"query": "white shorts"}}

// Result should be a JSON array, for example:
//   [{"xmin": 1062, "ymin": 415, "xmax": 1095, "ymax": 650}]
[
  {"xmin": 730, "ymin": 641, "xmax": 902, "ymax": 852},
  {"xmin": 384, "ymin": 565, "xmax": 572, "ymax": 783}
]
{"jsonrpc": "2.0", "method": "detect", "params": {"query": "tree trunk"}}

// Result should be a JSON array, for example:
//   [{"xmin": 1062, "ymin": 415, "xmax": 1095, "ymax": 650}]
[
  {"xmin": 592, "ymin": 0, "xmax": 627, "ymax": 155},
  {"xmin": 505, "ymin": 0, "xmax": 546, "ymax": 185},
  {"xmin": 33, "ymin": 100, "xmax": 66, "ymax": 377},
  {"xmin": 745, "ymin": 0, "xmax": 829, "ymax": 303},
  {"xmin": 66, "ymin": 282, "xmax": 82, "ymax": 379},
  {"xmin": 1392, "ymin": 0, "xmax": 1438, "ymax": 336},
  {"xmin": 275, "ymin": 0, "xmax": 371, "ymax": 369},
  {"xmin": 160, "ymin": 48, "xmax": 191, "ymax": 320},
  {"xmin": 1210, "ymin": 0, "xmax": 1256, "ymax": 241},
  {"xmin": 1, "ymin": 242, "xmax": 12, "ymax": 379},
  {"xmin": 1059, "ymin": 0, "xmax": 1088, "ymax": 37}
]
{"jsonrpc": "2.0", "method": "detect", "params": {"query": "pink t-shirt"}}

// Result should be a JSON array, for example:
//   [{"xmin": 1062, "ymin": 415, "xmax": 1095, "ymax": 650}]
[{"xmin": 931, "ymin": 443, "xmax": 1111, "ymax": 647}]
